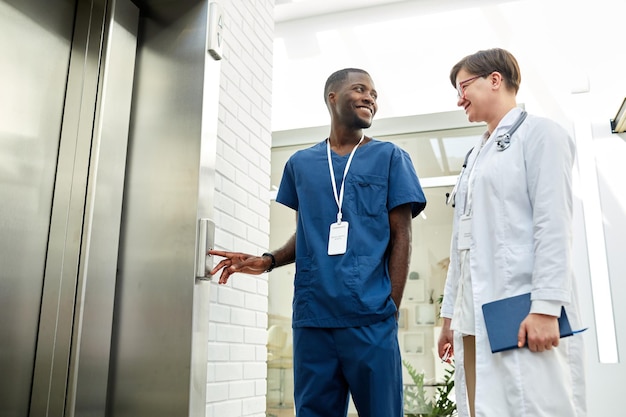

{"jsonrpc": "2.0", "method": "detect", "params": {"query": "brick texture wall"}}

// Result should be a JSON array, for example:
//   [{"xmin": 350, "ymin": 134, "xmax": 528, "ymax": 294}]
[{"xmin": 206, "ymin": 1, "xmax": 274, "ymax": 417}]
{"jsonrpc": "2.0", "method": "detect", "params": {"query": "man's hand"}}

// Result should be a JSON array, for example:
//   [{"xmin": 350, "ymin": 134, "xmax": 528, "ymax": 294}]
[
  {"xmin": 517, "ymin": 313, "xmax": 560, "ymax": 352},
  {"xmin": 209, "ymin": 250, "xmax": 270, "ymax": 284}
]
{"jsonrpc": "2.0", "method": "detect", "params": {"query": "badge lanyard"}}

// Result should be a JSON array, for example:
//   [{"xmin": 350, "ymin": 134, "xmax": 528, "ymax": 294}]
[
  {"xmin": 456, "ymin": 138, "xmax": 486, "ymax": 250},
  {"xmin": 447, "ymin": 110, "xmax": 528, "ymax": 209},
  {"xmin": 463, "ymin": 141, "xmax": 486, "ymax": 217},
  {"xmin": 464, "ymin": 110, "xmax": 527, "ymax": 215},
  {"xmin": 456, "ymin": 110, "xmax": 527, "ymax": 251},
  {"xmin": 326, "ymin": 133, "xmax": 365, "ymax": 255}
]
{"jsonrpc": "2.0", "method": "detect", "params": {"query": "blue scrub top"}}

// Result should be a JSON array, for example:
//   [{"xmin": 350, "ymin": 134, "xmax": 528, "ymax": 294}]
[{"xmin": 276, "ymin": 139, "xmax": 426, "ymax": 328}]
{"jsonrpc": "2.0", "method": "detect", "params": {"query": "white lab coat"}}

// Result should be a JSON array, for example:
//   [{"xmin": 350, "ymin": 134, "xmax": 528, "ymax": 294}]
[{"xmin": 441, "ymin": 108, "xmax": 587, "ymax": 417}]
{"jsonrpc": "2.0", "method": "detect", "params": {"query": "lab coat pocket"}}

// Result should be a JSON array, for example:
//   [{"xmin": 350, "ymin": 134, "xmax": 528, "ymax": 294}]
[{"xmin": 503, "ymin": 244, "xmax": 534, "ymax": 289}]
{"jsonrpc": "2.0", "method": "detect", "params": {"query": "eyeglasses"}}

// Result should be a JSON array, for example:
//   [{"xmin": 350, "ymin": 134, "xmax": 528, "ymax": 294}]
[{"xmin": 456, "ymin": 73, "xmax": 490, "ymax": 98}]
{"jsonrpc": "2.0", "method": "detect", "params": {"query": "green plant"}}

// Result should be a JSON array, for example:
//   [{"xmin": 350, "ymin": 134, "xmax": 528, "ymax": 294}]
[{"xmin": 403, "ymin": 359, "xmax": 456, "ymax": 417}]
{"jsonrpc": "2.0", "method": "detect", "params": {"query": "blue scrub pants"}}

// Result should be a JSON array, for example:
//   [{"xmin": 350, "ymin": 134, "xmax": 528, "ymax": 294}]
[{"xmin": 292, "ymin": 314, "xmax": 403, "ymax": 417}]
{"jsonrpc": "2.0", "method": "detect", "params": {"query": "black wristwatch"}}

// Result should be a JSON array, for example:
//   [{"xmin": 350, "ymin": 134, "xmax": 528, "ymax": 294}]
[{"xmin": 262, "ymin": 252, "xmax": 276, "ymax": 272}]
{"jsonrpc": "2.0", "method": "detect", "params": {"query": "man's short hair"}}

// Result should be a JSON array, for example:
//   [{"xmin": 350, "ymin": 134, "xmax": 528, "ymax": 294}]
[{"xmin": 324, "ymin": 68, "xmax": 370, "ymax": 105}]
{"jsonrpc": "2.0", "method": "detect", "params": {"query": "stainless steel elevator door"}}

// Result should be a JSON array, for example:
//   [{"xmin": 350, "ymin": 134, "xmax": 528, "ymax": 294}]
[
  {"xmin": 1, "ymin": 0, "xmax": 140, "ymax": 415},
  {"xmin": 0, "ymin": 0, "xmax": 76, "ymax": 415},
  {"xmin": 1, "ymin": 1, "xmax": 214, "ymax": 415}
]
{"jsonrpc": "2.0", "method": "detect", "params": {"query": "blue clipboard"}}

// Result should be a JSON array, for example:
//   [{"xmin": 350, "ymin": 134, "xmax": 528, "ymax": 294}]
[{"xmin": 482, "ymin": 292, "xmax": 586, "ymax": 353}]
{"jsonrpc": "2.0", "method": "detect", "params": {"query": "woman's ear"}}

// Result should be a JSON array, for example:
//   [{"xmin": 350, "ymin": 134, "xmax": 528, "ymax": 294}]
[{"xmin": 490, "ymin": 71, "xmax": 504, "ymax": 90}]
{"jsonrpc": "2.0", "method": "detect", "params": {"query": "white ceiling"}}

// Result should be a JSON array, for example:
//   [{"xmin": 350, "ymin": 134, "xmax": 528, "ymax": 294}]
[
  {"xmin": 270, "ymin": 0, "xmax": 540, "ymax": 131},
  {"xmin": 274, "ymin": 0, "xmax": 410, "ymax": 23}
]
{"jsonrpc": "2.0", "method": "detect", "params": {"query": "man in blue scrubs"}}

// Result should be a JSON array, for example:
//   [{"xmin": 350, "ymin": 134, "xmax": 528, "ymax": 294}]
[{"xmin": 210, "ymin": 68, "xmax": 426, "ymax": 417}]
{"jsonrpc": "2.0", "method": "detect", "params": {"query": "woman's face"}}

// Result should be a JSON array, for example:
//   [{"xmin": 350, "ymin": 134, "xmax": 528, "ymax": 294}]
[{"xmin": 455, "ymin": 68, "xmax": 491, "ymax": 124}]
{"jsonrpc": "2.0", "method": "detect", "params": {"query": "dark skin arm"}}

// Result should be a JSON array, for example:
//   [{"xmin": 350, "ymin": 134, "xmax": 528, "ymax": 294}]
[
  {"xmin": 211, "ymin": 203, "xmax": 413, "ymax": 305},
  {"xmin": 387, "ymin": 203, "xmax": 413, "ymax": 312},
  {"xmin": 209, "ymin": 233, "xmax": 296, "ymax": 284}
]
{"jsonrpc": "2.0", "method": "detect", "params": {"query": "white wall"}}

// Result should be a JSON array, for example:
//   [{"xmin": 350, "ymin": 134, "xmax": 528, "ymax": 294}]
[
  {"xmin": 271, "ymin": 0, "xmax": 626, "ymax": 414},
  {"xmin": 207, "ymin": 1, "xmax": 274, "ymax": 416}
]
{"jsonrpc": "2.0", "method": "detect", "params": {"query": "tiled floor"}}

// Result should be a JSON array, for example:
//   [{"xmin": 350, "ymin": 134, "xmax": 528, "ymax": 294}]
[
  {"xmin": 266, "ymin": 405, "xmax": 358, "ymax": 417},
  {"xmin": 266, "ymin": 404, "xmax": 294, "ymax": 417}
]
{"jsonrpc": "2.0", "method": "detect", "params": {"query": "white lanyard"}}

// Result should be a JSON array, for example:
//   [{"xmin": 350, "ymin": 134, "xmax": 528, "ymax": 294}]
[
  {"xmin": 463, "ymin": 134, "xmax": 489, "ymax": 215},
  {"xmin": 464, "ymin": 110, "xmax": 527, "ymax": 215},
  {"xmin": 326, "ymin": 133, "xmax": 365, "ymax": 224}
]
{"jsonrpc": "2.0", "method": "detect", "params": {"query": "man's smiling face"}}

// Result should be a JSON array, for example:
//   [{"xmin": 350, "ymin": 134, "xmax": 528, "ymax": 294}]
[{"xmin": 332, "ymin": 71, "xmax": 378, "ymax": 129}]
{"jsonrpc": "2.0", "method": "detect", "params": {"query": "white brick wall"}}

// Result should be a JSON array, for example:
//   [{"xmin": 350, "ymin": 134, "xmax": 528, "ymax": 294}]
[{"xmin": 207, "ymin": 1, "xmax": 274, "ymax": 417}]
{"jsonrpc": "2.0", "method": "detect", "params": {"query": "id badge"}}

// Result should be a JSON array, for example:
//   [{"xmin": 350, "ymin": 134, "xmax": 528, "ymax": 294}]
[
  {"xmin": 328, "ymin": 221, "xmax": 349, "ymax": 255},
  {"xmin": 457, "ymin": 215, "xmax": 472, "ymax": 250}
]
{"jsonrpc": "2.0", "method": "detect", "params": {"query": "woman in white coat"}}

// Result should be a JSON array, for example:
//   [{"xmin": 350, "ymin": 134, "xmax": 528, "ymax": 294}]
[{"xmin": 437, "ymin": 48, "xmax": 586, "ymax": 417}]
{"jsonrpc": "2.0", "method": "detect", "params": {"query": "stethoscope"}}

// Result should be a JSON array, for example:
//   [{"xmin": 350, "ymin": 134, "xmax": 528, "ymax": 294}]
[{"xmin": 446, "ymin": 110, "xmax": 528, "ymax": 207}]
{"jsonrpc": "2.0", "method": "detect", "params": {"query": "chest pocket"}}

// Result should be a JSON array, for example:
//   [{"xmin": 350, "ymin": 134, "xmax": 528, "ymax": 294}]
[{"xmin": 346, "ymin": 174, "xmax": 387, "ymax": 216}]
